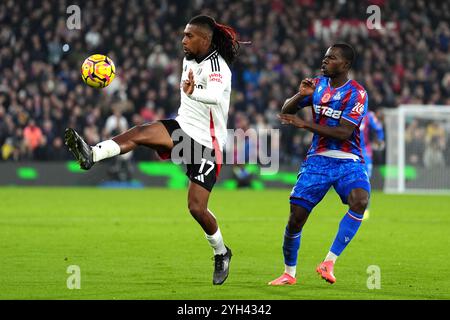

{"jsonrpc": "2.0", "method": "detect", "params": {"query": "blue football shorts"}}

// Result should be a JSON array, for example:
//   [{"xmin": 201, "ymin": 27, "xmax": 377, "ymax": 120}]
[{"xmin": 290, "ymin": 155, "xmax": 371, "ymax": 213}]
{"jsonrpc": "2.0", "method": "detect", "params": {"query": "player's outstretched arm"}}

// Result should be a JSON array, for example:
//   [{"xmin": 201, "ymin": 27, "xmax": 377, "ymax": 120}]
[
  {"xmin": 279, "ymin": 114, "xmax": 356, "ymax": 141},
  {"xmin": 281, "ymin": 78, "xmax": 316, "ymax": 114}
]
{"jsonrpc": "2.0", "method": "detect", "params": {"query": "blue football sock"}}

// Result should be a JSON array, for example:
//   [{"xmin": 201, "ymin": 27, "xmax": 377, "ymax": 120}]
[
  {"xmin": 330, "ymin": 210, "xmax": 364, "ymax": 256},
  {"xmin": 283, "ymin": 226, "xmax": 302, "ymax": 267}
]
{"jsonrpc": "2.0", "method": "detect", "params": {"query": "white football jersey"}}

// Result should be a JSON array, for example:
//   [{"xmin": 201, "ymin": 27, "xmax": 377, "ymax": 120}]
[{"xmin": 176, "ymin": 50, "xmax": 231, "ymax": 151}]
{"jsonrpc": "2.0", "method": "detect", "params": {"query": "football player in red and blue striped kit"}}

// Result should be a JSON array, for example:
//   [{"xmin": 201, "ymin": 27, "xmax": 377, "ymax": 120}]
[
  {"xmin": 269, "ymin": 43, "xmax": 370, "ymax": 285},
  {"xmin": 360, "ymin": 110, "xmax": 385, "ymax": 220}
]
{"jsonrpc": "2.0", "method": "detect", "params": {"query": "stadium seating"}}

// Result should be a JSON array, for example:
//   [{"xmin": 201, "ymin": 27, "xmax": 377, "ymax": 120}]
[{"xmin": 0, "ymin": 0, "xmax": 448, "ymax": 165}]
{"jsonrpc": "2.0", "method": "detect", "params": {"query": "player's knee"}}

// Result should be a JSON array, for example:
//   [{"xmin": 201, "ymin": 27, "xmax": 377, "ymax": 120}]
[
  {"xmin": 287, "ymin": 207, "xmax": 309, "ymax": 233},
  {"xmin": 287, "ymin": 220, "xmax": 302, "ymax": 233},
  {"xmin": 188, "ymin": 200, "xmax": 206, "ymax": 217},
  {"xmin": 349, "ymin": 196, "xmax": 369, "ymax": 213}
]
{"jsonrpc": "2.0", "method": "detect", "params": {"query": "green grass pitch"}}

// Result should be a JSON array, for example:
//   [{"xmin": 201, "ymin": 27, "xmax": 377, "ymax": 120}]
[{"xmin": 0, "ymin": 187, "xmax": 449, "ymax": 300}]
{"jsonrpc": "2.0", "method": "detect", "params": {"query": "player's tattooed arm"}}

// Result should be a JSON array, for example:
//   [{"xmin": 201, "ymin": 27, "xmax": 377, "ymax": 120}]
[
  {"xmin": 281, "ymin": 78, "xmax": 315, "ymax": 114},
  {"xmin": 279, "ymin": 115, "xmax": 356, "ymax": 141}
]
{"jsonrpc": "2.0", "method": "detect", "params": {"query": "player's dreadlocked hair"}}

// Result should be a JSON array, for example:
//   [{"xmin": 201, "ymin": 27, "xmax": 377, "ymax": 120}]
[{"xmin": 189, "ymin": 15, "xmax": 246, "ymax": 65}]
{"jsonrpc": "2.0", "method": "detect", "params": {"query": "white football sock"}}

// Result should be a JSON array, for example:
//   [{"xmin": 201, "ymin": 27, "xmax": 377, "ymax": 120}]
[
  {"xmin": 324, "ymin": 251, "xmax": 338, "ymax": 263},
  {"xmin": 205, "ymin": 228, "xmax": 227, "ymax": 255},
  {"xmin": 285, "ymin": 265, "xmax": 296, "ymax": 278},
  {"xmin": 92, "ymin": 140, "xmax": 121, "ymax": 162}
]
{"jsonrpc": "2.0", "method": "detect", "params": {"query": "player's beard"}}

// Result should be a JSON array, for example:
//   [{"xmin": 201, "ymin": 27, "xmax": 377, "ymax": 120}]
[
  {"xmin": 321, "ymin": 68, "xmax": 336, "ymax": 78},
  {"xmin": 184, "ymin": 50, "xmax": 196, "ymax": 61},
  {"xmin": 321, "ymin": 65, "xmax": 330, "ymax": 76}
]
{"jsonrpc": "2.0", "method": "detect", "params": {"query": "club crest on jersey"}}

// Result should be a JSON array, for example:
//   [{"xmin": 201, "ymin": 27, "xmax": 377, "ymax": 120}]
[
  {"xmin": 333, "ymin": 91, "xmax": 341, "ymax": 101},
  {"xmin": 321, "ymin": 92, "xmax": 331, "ymax": 103}
]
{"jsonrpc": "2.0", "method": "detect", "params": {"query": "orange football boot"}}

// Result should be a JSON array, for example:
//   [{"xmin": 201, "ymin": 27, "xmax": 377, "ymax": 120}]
[
  {"xmin": 316, "ymin": 261, "xmax": 336, "ymax": 284},
  {"xmin": 268, "ymin": 273, "xmax": 297, "ymax": 286}
]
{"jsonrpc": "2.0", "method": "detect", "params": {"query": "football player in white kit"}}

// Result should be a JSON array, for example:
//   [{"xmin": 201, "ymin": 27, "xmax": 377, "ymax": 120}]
[{"xmin": 64, "ymin": 15, "xmax": 241, "ymax": 285}]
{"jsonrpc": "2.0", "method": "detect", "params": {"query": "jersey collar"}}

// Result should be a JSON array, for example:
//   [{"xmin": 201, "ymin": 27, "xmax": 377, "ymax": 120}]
[
  {"xmin": 195, "ymin": 49, "xmax": 218, "ymax": 64},
  {"xmin": 327, "ymin": 78, "xmax": 351, "ymax": 90}
]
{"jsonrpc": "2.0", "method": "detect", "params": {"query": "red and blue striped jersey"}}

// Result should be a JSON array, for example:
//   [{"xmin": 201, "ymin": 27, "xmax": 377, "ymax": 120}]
[
  {"xmin": 360, "ymin": 111, "xmax": 385, "ymax": 160},
  {"xmin": 298, "ymin": 76, "xmax": 368, "ymax": 160}
]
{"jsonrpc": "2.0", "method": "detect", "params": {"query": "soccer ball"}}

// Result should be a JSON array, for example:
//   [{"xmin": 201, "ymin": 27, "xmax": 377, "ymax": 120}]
[{"xmin": 81, "ymin": 54, "xmax": 116, "ymax": 88}]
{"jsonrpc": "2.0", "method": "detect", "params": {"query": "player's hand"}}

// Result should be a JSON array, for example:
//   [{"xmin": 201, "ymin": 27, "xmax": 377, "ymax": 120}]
[
  {"xmin": 183, "ymin": 69, "xmax": 195, "ymax": 95},
  {"xmin": 299, "ymin": 78, "xmax": 315, "ymax": 96},
  {"xmin": 278, "ymin": 114, "xmax": 307, "ymax": 128}
]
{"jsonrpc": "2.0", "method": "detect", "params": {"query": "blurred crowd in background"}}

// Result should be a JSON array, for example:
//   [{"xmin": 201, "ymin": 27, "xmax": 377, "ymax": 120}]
[{"xmin": 0, "ymin": 0, "xmax": 449, "ymax": 167}]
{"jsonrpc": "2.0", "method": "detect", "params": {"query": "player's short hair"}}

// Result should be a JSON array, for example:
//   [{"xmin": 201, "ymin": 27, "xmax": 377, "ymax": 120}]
[{"xmin": 331, "ymin": 43, "xmax": 355, "ymax": 68}]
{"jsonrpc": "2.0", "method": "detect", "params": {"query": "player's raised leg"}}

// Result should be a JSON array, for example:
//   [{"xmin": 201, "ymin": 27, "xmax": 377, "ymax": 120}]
[
  {"xmin": 64, "ymin": 122, "xmax": 173, "ymax": 170},
  {"xmin": 317, "ymin": 188, "xmax": 369, "ymax": 284},
  {"xmin": 268, "ymin": 204, "xmax": 310, "ymax": 285},
  {"xmin": 188, "ymin": 181, "xmax": 232, "ymax": 285}
]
